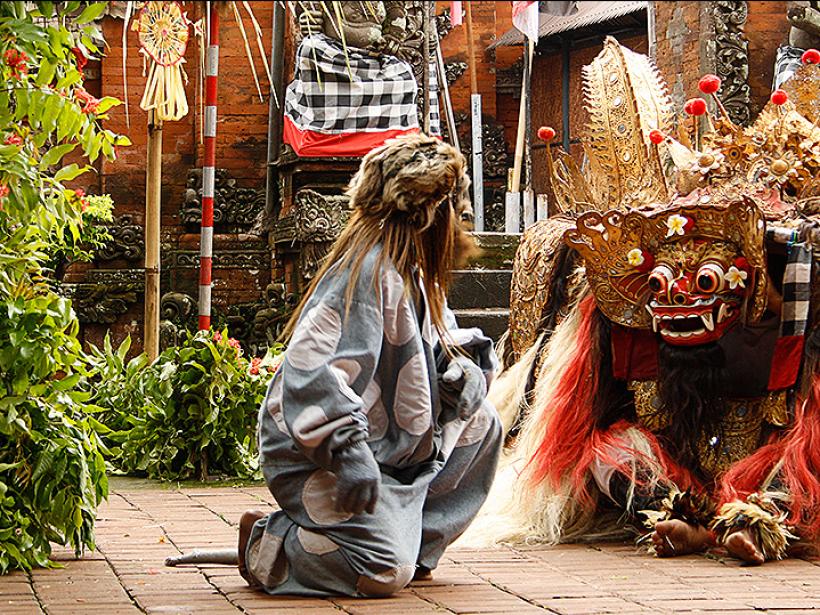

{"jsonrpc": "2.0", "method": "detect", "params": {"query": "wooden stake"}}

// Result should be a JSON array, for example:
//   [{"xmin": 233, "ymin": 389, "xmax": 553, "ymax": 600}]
[
  {"xmin": 464, "ymin": 1, "xmax": 484, "ymax": 231},
  {"xmin": 144, "ymin": 111, "xmax": 162, "ymax": 362},
  {"xmin": 422, "ymin": 1, "xmax": 431, "ymax": 134},
  {"xmin": 511, "ymin": 39, "xmax": 533, "ymax": 193}
]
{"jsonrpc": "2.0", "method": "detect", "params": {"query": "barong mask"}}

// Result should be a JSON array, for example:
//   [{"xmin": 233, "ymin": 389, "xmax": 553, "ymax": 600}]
[
  {"xmin": 549, "ymin": 39, "xmax": 819, "ymax": 348},
  {"xmin": 565, "ymin": 197, "xmax": 766, "ymax": 346}
]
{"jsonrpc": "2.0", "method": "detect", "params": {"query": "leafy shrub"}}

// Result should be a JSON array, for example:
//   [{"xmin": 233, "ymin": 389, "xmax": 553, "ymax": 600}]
[
  {"xmin": 86, "ymin": 331, "xmax": 282, "ymax": 481},
  {"xmin": 0, "ymin": 2, "xmax": 125, "ymax": 573}
]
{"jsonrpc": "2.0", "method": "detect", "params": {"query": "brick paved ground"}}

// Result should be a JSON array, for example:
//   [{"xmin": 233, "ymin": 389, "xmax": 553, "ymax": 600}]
[{"xmin": 2, "ymin": 478, "xmax": 820, "ymax": 615}]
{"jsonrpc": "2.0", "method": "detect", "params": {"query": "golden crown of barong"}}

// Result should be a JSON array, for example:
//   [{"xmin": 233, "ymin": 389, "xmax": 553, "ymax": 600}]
[{"xmin": 538, "ymin": 37, "xmax": 820, "ymax": 329}]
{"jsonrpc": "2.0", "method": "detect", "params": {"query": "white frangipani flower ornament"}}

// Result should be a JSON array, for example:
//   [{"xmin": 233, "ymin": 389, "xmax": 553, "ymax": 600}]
[
  {"xmin": 724, "ymin": 266, "xmax": 748, "ymax": 289},
  {"xmin": 666, "ymin": 214, "xmax": 689, "ymax": 238}
]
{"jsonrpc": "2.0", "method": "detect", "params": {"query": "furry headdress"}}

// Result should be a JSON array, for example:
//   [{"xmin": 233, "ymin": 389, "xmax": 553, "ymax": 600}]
[{"xmin": 346, "ymin": 133, "xmax": 470, "ymax": 231}]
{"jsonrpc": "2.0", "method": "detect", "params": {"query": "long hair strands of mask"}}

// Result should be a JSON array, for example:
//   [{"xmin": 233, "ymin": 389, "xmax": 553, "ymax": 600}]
[
  {"xmin": 655, "ymin": 341, "xmax": 728, "ymax": 476},
  {"xmin": 281, "ymin": 135, "xmax": 475, "ymax": 347}
]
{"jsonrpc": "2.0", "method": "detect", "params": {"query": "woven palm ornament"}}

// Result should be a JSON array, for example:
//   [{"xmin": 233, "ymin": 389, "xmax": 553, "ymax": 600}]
[{"xmin": 133, "ymin": 1, "xmax": 191, "ymax": 121}]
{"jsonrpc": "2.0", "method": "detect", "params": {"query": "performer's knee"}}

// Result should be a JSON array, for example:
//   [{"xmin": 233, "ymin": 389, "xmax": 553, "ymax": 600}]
[{"xmin": 355, "ymin": 564, "xmax": 415, "ymax": 597}]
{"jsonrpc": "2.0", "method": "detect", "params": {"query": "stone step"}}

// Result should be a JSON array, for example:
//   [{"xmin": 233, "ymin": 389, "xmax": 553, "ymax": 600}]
[
  {"xmin": 448, "ymin": 269, "xmax": 512, "ymax": 310},
  {"xmin": 467, "ymin": 232, "xmax": 521, "ymax": 270},
  {"xmin": 452, "ymin": 308, "xmax": 510, "ymax": 341}
]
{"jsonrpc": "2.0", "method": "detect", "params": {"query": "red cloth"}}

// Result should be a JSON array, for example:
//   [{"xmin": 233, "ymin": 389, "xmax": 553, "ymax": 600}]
[
  {"xmin": 767, "ymin": 335, "xmax": 805, "ymax": 390},
  {"xmin": 611, "ymin": 325, "xmax": 658, "ymax": 381},
  {"xmin": 283, "ymin": 116, "xmax": 419, "ymax": 158}
]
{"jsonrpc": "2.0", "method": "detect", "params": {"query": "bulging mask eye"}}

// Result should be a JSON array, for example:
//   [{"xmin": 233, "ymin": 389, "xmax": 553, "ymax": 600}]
[
  {"xmin": 648, "ymin": 264, "xmax": 674, "ymax": 294},
  {"xmin": 695, "ymin": 262, "xmax": 726, "ymax": 294}
]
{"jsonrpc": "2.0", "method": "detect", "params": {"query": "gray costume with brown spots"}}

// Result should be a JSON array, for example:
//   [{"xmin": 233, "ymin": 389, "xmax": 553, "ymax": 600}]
[{"xmin": 245, "ymin": 246, "xmax": 502, "ymax": 597}]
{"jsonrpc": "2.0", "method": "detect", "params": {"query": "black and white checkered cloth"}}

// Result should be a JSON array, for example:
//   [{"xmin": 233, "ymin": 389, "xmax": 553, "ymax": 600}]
[
  {"xmin": 773, "ymin": 45, "xmax": 805, "ymax": 90},
  {"xmin": 781, "ymin": 241, "xmax": 812, "ymax": 337},
  {"xmin": 285, "ymin": 34, "xmax": 440, "ymax": 135}
]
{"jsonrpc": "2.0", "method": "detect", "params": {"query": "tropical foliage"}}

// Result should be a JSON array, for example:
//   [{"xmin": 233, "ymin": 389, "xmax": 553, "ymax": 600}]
[
  {"xmin": 85, "ymin": 331, "xmax": 281, "ymax": 481},
  {"xmin": 0, "ymin": 1, "xmax": 126, "ymax": 573}
]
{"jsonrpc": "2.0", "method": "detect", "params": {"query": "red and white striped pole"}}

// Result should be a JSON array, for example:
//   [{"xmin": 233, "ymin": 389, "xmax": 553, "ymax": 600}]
[{"xmin": 199, "ymin": 5, "xmax": 219, "ymax": 330}]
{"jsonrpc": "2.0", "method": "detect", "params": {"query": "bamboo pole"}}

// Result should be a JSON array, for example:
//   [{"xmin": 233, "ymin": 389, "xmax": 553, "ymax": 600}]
[
  {"xmin": 464, "ymin": 1, "xmax": 484, "ymax": 231},
  {"xmin": 144, "ymin": 110, "xmax": 163, "ymax": 362}
]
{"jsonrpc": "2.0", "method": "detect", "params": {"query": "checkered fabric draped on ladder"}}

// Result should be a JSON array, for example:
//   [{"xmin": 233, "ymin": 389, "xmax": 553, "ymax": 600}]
[{"xmin": 285, "ymin": 34, "xmax": 440, "ymax": 135}]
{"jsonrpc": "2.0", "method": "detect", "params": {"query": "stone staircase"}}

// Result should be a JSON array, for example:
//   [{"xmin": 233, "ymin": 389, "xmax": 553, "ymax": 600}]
[{"xmin": 448, "ymin": 233, "xmax": 520, "ymax": 341}]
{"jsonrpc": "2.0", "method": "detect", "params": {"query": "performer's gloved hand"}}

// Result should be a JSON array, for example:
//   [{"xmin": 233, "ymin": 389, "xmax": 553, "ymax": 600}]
[
  {"xmin": 440, "ymin": 356, "xmax": 486, "ymax": 421},
  {"xmin": 332, "ymin": 440, "xmax": 380, "ymax": 515}
]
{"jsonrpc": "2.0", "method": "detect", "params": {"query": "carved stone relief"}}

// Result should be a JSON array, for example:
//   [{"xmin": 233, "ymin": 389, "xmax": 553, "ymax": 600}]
[
  {"xmin": 60, "ymin": 268, "xmax": 144, "ymax": 324},
  {"xmin": 457, "ymin": 114, "xmax": 510, "ymax": 179},
  {"xmin": 711, "ymin": 1, "xmax": 752, "ymax": 126},
  {"xmin": 444, "ymin": 61, "xmax": 467, "ymax": 86},
  {"xmin": 159, "ymin": 283, "xmax": 298, "ymax": 354},
  {"xmin": 181, "ymin": 168, "xmax": 265, "ymax": 230},
  {"xmin": 97, "ymin": 215, "xmax": 144, "ymax": 261}
]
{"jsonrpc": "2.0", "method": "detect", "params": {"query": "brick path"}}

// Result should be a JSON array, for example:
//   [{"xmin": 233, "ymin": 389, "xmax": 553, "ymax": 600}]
[{"xmin": 3, "ymin": 479, "xmax": 820, "ymax": 614}]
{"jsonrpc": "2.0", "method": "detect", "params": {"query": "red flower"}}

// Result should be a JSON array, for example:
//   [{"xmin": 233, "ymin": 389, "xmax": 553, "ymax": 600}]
[
  {"xmin": 770, "ymin": 89, "xmax": 788, "ymax": 106},
  {"xmin": 70, "ymin": 47, "xmax": 88, "ymax": 69},
  {"xmin": 228, "ymin": 338, "xmax": 241, "ymax": 349},
  {"xmin": 73, "ymin": 87, "xmax": 100, "ymax": 114},
  {"xmin": 698, "ymin": 74, "xmax": 721, "ymax": 95},
  {"xmin": 74, "ymin": 188, "xmax": 85, "ymax": 198},
  {"xmin": 648, "ymin": 129, "xmax": 665, "ymax": 145},
  {"xmin": 4, "ymin": 48, "xmax": 28, "ymax": 79},
  {"xmin": 0, "ymin": 184, "xmax": 9, "ymax": 199},
  {"xmin": 537, "ymin": 126, "xmax": 556, "ymax": 142},
  {"xmin": 249, "ymin": 358, "xmax": 261, "ymax": 376},
  {"xmin": 802, "ymin": 49, "xmax": 820, "ymax": 65},
  {"xmin": 684, "ymin": 97, "xmax": 707, "ymax": 116},
  {"xmin": 3, "ymin": 133, "xmax": 22, "ymax": 146},
  {"xmin": 213, "ymin": 331, "xmax": 222, "ymax": 342}
]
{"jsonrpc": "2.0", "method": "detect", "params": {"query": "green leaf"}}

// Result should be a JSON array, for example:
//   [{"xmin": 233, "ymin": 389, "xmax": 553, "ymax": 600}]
[
  {"xmin": 40, "ymin": 143, "xmax": 76, "ymax": 169},
  {"xmin": 74, "ymin": 2, "xmax": 106, "ymax": 24},
  {"xmin": 54, "ymin": 163, "xmax": 89, "ymax": 182},
  {"xmin": 96, "ymin": 97, "xmax": 121, "ymax": 114},
  {"xmin": 35, "ymin": 59, "xmax": 57, "ymax": 87}
]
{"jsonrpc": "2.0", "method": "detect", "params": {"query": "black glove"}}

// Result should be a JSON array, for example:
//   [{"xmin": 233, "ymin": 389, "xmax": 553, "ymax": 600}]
[
  {"xmin": 332, "ymin": 440, "xmax": 380, "ymax": 515},
  {"xmin": 440, "ymin": 356, "xmax": 486, "ymax": 421}
]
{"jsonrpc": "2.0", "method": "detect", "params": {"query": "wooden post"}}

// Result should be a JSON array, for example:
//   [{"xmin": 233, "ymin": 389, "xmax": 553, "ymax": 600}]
[
  {"xmin": 435, "ymin": 32, "xmax": 459, "ymax": 151},
  {"xmin": 144, "ymin": 110, "xmax": 162, "ymax": 362},
  {"xmin": 422, "ymin": 1, "xmax": 431, "ymax": 134},
  {"xmin": 464, "ymin": 1, "xmax": 484, "ymax": 231}
]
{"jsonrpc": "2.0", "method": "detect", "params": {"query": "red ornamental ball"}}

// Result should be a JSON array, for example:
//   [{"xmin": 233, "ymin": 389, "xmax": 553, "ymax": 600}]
[
  {"xmin": 698, "ymin": 74, "xmax": 721, "ymax": 95},
  {"xmin": 684, "ymin": 97, "xmax": 707, "ymax": 116},
  {"xmin": 734, "ymin": 256, "xmax": 750, "ymax": 273},
  {"xmin": 537, "ymin": 126, "xmax": 556, "ymax": 142},
  {"xmin": 770, "ymin": 89, "xmax": 788, "ymax": 105},
  {"xmin": 802, "ymin": 49, "xmax": 820, "ymax": 64},
  {"xmin": 649, "ymin": 129, "xmax": 665, "ymax": 145}
]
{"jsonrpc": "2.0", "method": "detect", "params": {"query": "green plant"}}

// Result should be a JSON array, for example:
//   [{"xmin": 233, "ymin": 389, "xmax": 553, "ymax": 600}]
[
  {"xmin": 45, "ymin": 192, "xmax": 115, "ymax": 280},
  {"xmin": 0, "ymin": 1, "xmax": 126, "ymax": 573},
  {"xmin": 87, "ymin": 331, "xmax": 281, "ymax": 481}
]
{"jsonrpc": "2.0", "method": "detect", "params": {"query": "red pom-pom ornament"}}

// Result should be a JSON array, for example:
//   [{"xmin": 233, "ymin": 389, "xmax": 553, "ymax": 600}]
[
  {"xmin": 770, "ymin": 89, "xmax": 788, "ymax": 105},
  {"xmin": 648, "ymin": 129, "xmax": 665, "ymax": 145},
  {"xmin": 537, "ymin": 126, "xmax": 556, "ymax": 142},
  {"xmin": 734, "ymin": 256, "xmax": 750, "ymax": 273},
  {"xmin": 698, "ymin": 74, "xmax": 721, "ymax": 95},
  {"xmin": 684, "ymin": 97, "xmax": 707, "ymax": 116},
  {"xmin": 802, "ymin": 49, "xmax": 820, "ymax": 65}
]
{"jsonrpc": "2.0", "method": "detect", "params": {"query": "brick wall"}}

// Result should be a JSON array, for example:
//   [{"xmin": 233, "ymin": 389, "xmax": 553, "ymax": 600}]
[
  {"xmin": 82, "ymin": 2, "xmax": 515, "ymax": 351},
  {"xmin": 654, "ymin": 1, "xmax": 791, "ymax": 120}
]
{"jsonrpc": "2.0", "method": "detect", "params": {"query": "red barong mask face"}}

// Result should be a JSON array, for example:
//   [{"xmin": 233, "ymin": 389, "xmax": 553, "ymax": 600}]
[
  {"xmin": 564, "ymin": 198, "xmax": 768, "ymax": 346},
  {"xmin": 645, "ymin": 239, "xmax": 750, "ymax": 345}
]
